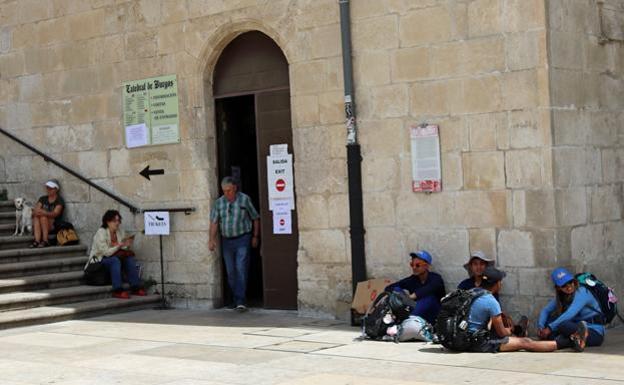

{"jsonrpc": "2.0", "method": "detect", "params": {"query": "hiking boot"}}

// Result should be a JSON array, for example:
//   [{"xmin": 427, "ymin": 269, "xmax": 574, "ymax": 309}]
[
  {"xmin": 570, "ymin": 321, "xmax": 588, "ymax": 352},
  {"xmin": 112, "ymin": 291, "xmax": 130, "ymax": 299},
  {"xmin": 235, "ymin": 304, "xmax": 248, "ymax": 313},
  {"xmin": 516, "ymin": 315, "xmax": 529, "ymax": 337}
]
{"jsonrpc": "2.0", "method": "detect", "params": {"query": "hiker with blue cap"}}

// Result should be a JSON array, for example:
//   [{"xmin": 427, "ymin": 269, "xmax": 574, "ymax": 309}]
[
  {"xmin": 536, "ymin": 267, "xmax": 605, "ymax": 351},
  {"xmin": 384, "ymin": 250, "xmax": 446, "ymax": 324}
]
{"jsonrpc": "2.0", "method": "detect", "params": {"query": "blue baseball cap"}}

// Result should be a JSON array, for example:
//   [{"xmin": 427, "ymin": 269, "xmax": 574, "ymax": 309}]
[
  {"xmin": 551, "ymin": 267, "xmax": 575, "ymax": 287},
  {"xmin": 410, "ymin": 250, "xmax": 432, "ymax": 265}
]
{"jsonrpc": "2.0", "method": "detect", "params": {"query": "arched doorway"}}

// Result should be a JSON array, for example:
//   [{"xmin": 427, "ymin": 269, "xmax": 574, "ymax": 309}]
[{"xmin": 213, "ymin": 31, "xmax": 298, "ymax": 309}]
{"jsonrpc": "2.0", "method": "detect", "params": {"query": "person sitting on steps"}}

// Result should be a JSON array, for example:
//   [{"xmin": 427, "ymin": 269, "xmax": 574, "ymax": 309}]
[
  {"xmin": 31, "ymin": 179, "xmax": 65, "ymax": 248},
  {"xmin": 89, "ymin": 210, "xmax": 146, "ymax": 299}
]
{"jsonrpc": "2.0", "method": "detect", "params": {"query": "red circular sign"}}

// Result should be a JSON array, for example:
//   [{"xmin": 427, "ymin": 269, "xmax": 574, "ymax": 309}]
[
  {"xmin": 279, "ymin": 218, "xmax": 285, "ymax": 225},
  {"xmin": 275, "ymin": 179, "xmax": 286, "ymax": 192}
]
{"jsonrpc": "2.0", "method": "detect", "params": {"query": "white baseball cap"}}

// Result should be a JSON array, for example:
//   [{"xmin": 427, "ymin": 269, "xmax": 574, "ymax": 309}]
[{"xmin": 45, "ymin": 179, "xmax": 60, "ymax": 190}]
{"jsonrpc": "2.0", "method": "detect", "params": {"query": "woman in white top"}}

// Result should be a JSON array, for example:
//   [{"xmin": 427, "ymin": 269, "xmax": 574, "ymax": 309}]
[{"xmin": 87, "ymin": 210, "xmax": 145, "ymax": 299}]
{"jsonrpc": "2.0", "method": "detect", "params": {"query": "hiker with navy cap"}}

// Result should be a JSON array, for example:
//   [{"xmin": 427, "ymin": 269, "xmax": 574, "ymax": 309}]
[
  {"xmin": 463, "ymin": 266, "xmax": 588, "ymax": 353},
  {"xmin": 536, "ymin": 267, "xmax": 605, "ymax": 351},
  {"xmin": 385, "ymin": 250, "xmax": 446, "ymax": 324}
]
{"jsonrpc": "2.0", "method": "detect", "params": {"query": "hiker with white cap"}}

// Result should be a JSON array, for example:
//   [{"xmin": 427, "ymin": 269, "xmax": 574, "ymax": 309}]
[
  {"xmin": 31, "ymin": 179, "xmax": 65, "ymax": 248},
  {"xmin": 458, "ymin": 251, "xmax": 497, "ymax": 299},
  {"xmin": 385, "ymin": 250, "xmax": 446, "ymax": 325}
]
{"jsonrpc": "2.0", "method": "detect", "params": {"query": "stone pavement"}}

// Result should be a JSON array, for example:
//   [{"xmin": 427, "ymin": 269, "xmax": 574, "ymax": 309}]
[{"xmin": 0, "ymin": 309, "xmax": 622, "ymax": 385}]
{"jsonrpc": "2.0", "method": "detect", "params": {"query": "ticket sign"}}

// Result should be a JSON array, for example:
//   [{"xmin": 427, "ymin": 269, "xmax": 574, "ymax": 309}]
[
  {"xmin": 144, "ymin": 211, "xmax": 170, "ymax": 235},
  {"xmin": 410, "ymin": 124, "xmax": 442, "ymax": 193},
  {"xmin": 123, "ymin": 74, "xmax": 180, "ymax": 147},
  {"xmin": 267, "ymin": 154, "xmax": 294, "ymax": 200}
]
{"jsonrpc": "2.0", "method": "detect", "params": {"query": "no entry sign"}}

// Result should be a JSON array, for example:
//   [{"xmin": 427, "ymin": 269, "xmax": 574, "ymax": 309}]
[{"xmin": 267, "ymin": 154, "xmax": 294, "ymax": 200}]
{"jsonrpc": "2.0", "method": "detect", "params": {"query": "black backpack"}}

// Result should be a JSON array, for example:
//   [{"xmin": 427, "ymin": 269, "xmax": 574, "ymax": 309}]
[
  {"xmin": 362, "ymin": 291, "xmax": 415, "ymax": 340},
  {"xmin": 435, "ymin": 289, "xmax": 488, "ymax": 351},
  {"xmin": 576, "ymin": 273, "xmax": 624, "ymax": 324}
]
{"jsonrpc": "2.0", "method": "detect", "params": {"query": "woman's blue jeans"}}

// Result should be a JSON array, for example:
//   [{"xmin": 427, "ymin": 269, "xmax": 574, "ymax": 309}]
[
  {"xmin": 221, "ymin": 234, "xmax": 252, "ymax": 306},
  {"xmin": 101, "ymin": 255, "xmax": 141, "ymax": 291}
]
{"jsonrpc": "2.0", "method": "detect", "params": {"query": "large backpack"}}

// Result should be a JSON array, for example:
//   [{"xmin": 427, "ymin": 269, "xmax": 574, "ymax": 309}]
[
  {"xmin": 362, "ymin": 291, "xmax": 415, "ymax": 340},
  {"xmin": 576, "ymin": 273, "xmax": 624, "ymax": 324},
  {"xmin": 435, "ymin": 289, "xmax": 488, "ymax": 351}
]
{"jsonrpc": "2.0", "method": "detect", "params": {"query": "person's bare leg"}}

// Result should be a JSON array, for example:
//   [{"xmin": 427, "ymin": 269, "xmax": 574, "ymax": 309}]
[
  {"xmin": 40, "ymin": 216, "xmax": 50, "ymax": 242},
  {"xmin": 499, "ymin": 337, "xmax": 557, "ymax": 352},
  {"xmin": 32, "ymin": 215, "xmax": 42, "ymax": 243}
]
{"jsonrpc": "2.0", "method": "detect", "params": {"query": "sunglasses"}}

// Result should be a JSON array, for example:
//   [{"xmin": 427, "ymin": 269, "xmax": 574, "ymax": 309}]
[
  {"xmin": 413, "ymin": 263, "xmax": 428, "ymax": 268},
  {"xmin": 557, "ymin": 281, "xmax": 574, "ymax": 289}
]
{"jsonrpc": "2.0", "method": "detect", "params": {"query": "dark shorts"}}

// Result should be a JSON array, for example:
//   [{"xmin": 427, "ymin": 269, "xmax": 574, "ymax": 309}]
[{"xmin": 470, "ymin": 332, "xmax": 509, "ymax": 353}]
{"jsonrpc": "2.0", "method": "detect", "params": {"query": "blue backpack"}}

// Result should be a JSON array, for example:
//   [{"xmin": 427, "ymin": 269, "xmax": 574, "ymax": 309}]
[{"xmin": 576, "ymin": 273, "xmax": 623, "ymax": 324}]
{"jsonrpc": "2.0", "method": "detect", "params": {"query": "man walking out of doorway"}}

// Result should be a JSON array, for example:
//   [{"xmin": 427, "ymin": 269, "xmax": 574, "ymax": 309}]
[{"xmin": 209, "ymin": 177, "xmax": 260, "ymax": 312}]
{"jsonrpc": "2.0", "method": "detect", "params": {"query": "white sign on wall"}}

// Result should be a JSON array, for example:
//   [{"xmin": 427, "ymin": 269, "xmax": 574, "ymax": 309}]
[
  {"xmin": 267, "ymin": 153, "xmax": 294, "ymax": 201},
  {"xmin": 410, "ymin": 124, "xmax": 442, "ymax": 193},
  {"xmin": 144, "ymin": 211, "xmax": 170, "ymax": 235}
]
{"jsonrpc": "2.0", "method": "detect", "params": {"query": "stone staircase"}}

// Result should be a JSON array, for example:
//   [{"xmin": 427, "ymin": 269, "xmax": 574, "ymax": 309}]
[{"xmin": 0, "ymin": 200, "xmax": 159, "ymax": 329}]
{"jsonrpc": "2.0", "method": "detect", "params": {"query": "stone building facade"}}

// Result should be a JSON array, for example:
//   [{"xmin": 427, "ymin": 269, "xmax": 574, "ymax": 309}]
[{"xmin": 0, "ymin": 0, "xmax": 622, "ymax": 319}]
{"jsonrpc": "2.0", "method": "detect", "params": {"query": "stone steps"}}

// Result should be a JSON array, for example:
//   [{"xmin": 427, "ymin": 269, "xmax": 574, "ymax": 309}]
[
  {"xmin": 0, "ymin": 271, "xmax": 85, "ymax": 294},
  {"xmin": 0, "ymin": 223, "xmax": 15, "ymax": 236},
  {"xmin": 0, "ymin": 245, "xmax": 87, "ymax": 263},
  {"xmin": 0, "ymin": 295, "xmax": 160, "ymax": 330},
  {"xmin": 0, "ymin": 285, "xmax": 111, "ymax": 311},
  {"xmin": 0, "ymin": 256, "xmax": 87, "ymax": 279},
  {"xmin": 0, "ymin": 235, "xmax": 35, "ymax": 251},
  {"xmin": 0, "ymin": 199, "xmax": 159, "ymax": 329}
]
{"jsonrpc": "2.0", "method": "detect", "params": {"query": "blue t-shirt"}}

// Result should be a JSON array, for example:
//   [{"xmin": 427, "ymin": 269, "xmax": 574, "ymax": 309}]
[{"xmin": 467, "ymin": 289, "xmax": 501, "ymax": 333}]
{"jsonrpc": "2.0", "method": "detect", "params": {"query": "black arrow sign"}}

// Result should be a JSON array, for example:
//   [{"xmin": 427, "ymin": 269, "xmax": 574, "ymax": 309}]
[{"xmin": 140, "ymin": 165, "xmax": 164, "ymax": 180}]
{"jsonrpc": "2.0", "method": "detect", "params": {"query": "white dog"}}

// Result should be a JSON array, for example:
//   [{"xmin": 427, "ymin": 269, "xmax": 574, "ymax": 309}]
[{"xmin": 13, "ymin": 198, "xmax": 33, "ymax": 236}]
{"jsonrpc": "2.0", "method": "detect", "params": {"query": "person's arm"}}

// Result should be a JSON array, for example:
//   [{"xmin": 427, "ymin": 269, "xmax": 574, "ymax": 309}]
[
  {"xmin": 251, "ymin": 218, "xmax": 260, "ymax": 248},
  {"xmin": 208, "ymin": 203, "xmax": 220, "ymax": 251},
  {"xmin": 538, "ymin": 299, "xmax": 556, "ymax": 330},
  {"xmin": 491, "ymin": 314, "xmax": 513, "ymax": 338},
  {"xmin": 46, "ymin": 204, "xmax": 63, "ymax": 219},
  {"xmin": 33, "ymin": 199, "xmax": 44, "ymax": 216},
  {"xmin": 385, "ymin": 276, "xmax": 410, "ymax": 293},
  {"xmin": 412, "ymin": 274, "xmax": 444, "ymax": 299},
  {"xmin": 547, "ymin": 289, "xmax": 592, "ymax": 333}
]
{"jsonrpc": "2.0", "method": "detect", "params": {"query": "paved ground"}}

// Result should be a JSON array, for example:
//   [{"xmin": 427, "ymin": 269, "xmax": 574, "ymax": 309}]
[{"xmin": 0, "ymin": 309, "xmax": 622, "ymax": 385}]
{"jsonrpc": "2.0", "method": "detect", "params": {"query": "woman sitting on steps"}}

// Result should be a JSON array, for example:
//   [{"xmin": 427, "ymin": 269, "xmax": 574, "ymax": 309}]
[{"xmin": 88, "ymin": 210, "xmax": 146, "ymax": 299}]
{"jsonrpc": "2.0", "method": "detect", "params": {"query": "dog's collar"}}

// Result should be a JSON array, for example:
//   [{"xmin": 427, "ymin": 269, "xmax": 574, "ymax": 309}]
[{"xmin": 15, "ymin": 207, "xmax": 24, "ymax": 211}]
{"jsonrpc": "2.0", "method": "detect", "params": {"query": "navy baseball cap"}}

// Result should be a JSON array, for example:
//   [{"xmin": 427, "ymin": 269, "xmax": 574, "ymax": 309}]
[{"xmin": 481, "ymin": 266, "xmax": 506, "ymax": 285}]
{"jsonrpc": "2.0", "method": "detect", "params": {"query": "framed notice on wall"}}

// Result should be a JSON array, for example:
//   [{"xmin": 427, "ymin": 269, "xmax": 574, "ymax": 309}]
[
  {"xmin": 410, "ymin": 124, "xmax": 442, "ymax": 193},
  {"xmin": 123, "ymin": 74, "xmax": 180, "ymax": 148}
]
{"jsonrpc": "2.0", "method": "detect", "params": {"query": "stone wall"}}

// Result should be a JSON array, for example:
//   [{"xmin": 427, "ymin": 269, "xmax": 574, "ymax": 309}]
[
  {"xmin": 549, "ymin": 0, "xmax": 624, "ymax": 318},
  {"xmin": 0, "ymin": 0, "xmax": 621, "ymax": 320},
  {"xmin": 349, "ymin": 0, "xmax": 558, "ymax": 319}
]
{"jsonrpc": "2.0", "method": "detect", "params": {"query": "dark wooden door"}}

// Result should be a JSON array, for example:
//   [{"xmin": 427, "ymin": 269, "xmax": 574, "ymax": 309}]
[{"xmin": 255, "ymin": 89, "xmax": 298, "ymax": 309}]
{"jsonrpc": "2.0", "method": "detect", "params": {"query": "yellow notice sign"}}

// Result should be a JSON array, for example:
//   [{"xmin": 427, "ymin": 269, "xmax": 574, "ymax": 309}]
[{"xmin": 123, "ymin": 74, "xmax": 180, "ymax": 147}]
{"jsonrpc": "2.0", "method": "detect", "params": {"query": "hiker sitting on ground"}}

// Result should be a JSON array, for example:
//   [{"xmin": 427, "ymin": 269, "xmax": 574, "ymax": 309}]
[
  {"xmin": 458, "ymin": 251, "xmax": 498, "ymax": 300},
  {"xmin": 31, "ymin": 179, "xmax": 65, "ymax": 248},
  {"xmin": 465, "ymin": 266, "xmax": 588, "ymax": 352},
  {"xmin": 87, "ymin": 210, "xmax": 146, "ymax": 299},
  {"xmin": 385, "ymin": 250, "xmax": 446, "ymax": 325},
  {"xmin": 536, "ymin": 267, "xmax": 605, "ymax": 349},
  {"xmin": 457, "ymin": 251, "xmax": 526, "ymax": 335}
]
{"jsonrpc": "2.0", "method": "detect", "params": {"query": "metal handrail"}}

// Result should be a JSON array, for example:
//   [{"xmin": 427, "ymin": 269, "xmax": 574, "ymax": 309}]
[{"xmin": 0, "ymin": 126, "xmax": 195, "ymax": 215}]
